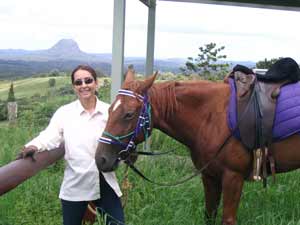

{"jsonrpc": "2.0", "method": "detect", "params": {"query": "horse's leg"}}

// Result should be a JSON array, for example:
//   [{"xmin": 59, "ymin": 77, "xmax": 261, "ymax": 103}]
[
  {"xmin": 221, "ymin": 170, "xmax": 244, "ymax": 225},
  {"xmin": 202, "ymin": 174, "xmax": 222, "ymax": 225}
]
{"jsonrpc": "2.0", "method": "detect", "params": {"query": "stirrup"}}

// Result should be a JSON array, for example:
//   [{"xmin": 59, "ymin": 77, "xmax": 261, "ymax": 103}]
[{"xmin": 252, "ymin": 148, "xmax": 262, "ymax": 181}]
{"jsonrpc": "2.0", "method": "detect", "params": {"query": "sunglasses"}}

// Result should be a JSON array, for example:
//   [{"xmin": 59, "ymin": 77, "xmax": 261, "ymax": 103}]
[{"xmin": 73, "ymin": 77, "xmax": 94, "ymax": 86}]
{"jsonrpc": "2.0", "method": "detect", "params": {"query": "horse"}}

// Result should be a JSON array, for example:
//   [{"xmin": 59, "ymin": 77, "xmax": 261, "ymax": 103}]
[{"xmin": 95, "ymin": 70, "xmax": 300, "ymax": 225}]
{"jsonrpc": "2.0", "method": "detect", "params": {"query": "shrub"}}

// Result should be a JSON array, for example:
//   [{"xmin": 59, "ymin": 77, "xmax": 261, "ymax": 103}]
[
  {"xmin": 98, "ymin": 78, "xmax": 111, "ymax": 103},
  {"xmin": 7, "ymin": 82, "xmax": 16, "ymax": 102},
  {"xmin": 0, "ymin": 100, "xmax": 7, "ymax": 121},
  {"xmin": 48, "ymin": 78, "xmax": 56, "ymax": 88}
]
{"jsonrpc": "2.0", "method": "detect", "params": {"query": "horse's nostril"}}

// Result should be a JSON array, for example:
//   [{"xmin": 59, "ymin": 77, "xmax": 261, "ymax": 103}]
[
  {"xmin": 95, "ymin": 155, "xmax": 106, "ymax": 170},
  {"xmin": 100, "ymin": 157, "xmax": 106, "ymax": 165},
  {"xmin": 98, "ymin": 157, "xmax": 106, "ymax": 165}
]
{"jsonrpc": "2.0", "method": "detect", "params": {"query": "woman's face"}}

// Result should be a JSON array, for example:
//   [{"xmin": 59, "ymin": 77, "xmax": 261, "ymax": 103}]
[{"xmin": 73, "ymin": 69, "xmax": 98, "ymax": 101}]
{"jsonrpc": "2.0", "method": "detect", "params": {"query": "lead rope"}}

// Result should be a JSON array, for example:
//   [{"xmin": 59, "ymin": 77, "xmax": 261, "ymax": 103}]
[{"xmin": 121, "ymin": 165, "xmax": 132, "ymax": 208}]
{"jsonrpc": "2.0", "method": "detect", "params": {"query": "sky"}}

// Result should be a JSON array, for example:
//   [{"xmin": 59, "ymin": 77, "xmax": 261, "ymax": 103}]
[{"xmin": 0, "ymin": 0, "xmax": 300, "ymax": 62}]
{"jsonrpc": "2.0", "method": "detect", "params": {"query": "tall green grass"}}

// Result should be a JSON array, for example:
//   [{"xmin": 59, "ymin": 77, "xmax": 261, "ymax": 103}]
[
  {"xmin": 3, "ymin": 124, "xmax": 300, "ymax": 225},
  {"xmin": 1, "ymin": 77, "xmax": 300, "ymax": 224}
]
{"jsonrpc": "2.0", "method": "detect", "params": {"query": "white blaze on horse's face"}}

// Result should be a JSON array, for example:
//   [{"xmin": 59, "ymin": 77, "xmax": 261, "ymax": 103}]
[{"xmin": 112, "ymin": 99, "xmax": 122, "ymax": 112}]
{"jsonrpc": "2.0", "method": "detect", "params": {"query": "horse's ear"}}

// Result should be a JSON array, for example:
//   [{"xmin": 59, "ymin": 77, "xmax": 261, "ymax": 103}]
[
  {"xmin": 124, "ymin": 69, "xmax": 135, "ymax": 83},
  {"xmin": 141, "ymin": 71, "xmax": 158, "ymax": 92}
]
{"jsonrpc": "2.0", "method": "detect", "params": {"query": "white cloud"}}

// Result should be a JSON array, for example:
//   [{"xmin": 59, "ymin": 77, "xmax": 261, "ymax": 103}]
[{"xmin": 0, "ymin": 0, "xmax": 300, "ymax": 62}]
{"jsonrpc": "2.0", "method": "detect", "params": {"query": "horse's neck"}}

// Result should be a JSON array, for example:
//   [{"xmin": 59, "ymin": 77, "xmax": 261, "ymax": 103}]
[{"xmin": 150, "ymin": 81, "xmax": 230, "ymax": 148}]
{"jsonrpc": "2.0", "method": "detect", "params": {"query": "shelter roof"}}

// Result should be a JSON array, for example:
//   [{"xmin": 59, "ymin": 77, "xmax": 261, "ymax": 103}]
[{"xmin": 158, "ymin": 0, "xmax": 300, "ymax": 11}]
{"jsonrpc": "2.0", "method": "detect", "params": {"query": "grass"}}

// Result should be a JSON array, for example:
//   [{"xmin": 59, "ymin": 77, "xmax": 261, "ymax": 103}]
[
  {"xmin": 0, "ymin": 76, "xmax": 70, "ymax": 100},
  {"xmin": 1, "ymin": 77, "xmax": 300, "ymax": 224},
  {"xmin": 2, "ymin": 124, "xmax": 300, "ymax": 225},
  {"xmin": 0, "ymin": 76, "xmax": 110, "ymax": 101}
]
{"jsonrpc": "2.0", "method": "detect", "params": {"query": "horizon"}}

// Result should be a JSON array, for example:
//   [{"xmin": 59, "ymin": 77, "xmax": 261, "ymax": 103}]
[
  {"xmin": 0, "ymin": 0, "xmax": 300, "ymax": 62},
  {"xmin": 0, "ymin": 38, "xmax": 258, "ymax": 63}
]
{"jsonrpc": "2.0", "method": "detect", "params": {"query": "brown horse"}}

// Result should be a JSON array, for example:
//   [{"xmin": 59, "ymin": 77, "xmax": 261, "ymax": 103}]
[{"xmin": 95, "ymin": 70, "xmax": 300, "ymax": 225}]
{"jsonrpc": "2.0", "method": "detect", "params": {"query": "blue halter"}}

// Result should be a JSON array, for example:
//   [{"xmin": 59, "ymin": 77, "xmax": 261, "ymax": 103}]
[{"xmin": 98, "ymin": 89, "xmax": 152, "ymax": 161}]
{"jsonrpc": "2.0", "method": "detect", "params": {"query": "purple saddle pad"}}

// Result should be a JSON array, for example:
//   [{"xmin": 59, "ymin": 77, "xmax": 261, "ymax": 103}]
[{"xmin": 227, "ymin": 78, "xmax": 300, "ymax": 141}]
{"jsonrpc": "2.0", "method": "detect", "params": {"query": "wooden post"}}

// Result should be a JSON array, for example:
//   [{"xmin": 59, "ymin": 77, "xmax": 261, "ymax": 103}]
[
  {"xmin": 0, "ymin": 147, "xmax": 64, "ymax": 196},
  {"xmin": 7, "ymin": 101, "xmax": 18, "ymax": 125},
  {"xmin": 0, "ymin": 146, "xmax": 95, "ymax": 223}
]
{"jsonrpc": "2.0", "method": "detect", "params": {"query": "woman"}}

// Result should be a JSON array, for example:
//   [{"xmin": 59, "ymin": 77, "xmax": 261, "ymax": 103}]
[{"xmin": 19, "ymin": 65, "xmax": 125, "ymax": 225}]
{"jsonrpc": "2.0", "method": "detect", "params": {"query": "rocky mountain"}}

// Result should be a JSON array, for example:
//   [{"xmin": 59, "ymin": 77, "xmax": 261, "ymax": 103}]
[
  {"xmin": 0, "ymin": 39, "xmax": 188, "ymax": 78},
  {"xmin": 0, "ymin": 39, "xmax": 255, "ymax": 78},
  {"xmin": 0, "ymin": 39, "xmax": 103, "ymax": 62}
]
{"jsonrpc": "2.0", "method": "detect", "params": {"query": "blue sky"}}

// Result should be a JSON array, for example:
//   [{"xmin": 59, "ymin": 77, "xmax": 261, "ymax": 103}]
[{"xmin": 0, "ymin": 0, "xmax": 300, "ymax": 62}]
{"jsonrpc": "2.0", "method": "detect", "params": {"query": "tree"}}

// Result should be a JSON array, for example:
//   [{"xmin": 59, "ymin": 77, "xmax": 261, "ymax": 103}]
[
  {"xmin": 7, "ymin": 82, "xmax": 15, "ymax": 102},
  {"xmin": 256, "ymin": 57, "xmax": 282, "ymax": 69},
  {"xmin": 95, "ymin": 69, "xmax": 105, "ymax": 78},
  {"xmin": 48, "ymin": 78, "xmax": 56, "ymax": 97},
  {"xmin": 7, "ymin": 82, "xmax": 17, "ymax": 123},
  {"xmin": 48, "ymin": 78, "xmax": 56, "ymax": 88},
  {"xmin": 181, "ymin": 42, "xmax": 229, "ymax": 79},
  {"xmin": 49, "ymin": 69, "xmax": 60, "ymax": 77}
]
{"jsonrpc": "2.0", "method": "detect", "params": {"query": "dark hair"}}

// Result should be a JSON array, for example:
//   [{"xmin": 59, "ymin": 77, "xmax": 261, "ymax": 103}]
[{"xmin": 71, "ymin": 65, "xmax": 97, "ymax": 84}]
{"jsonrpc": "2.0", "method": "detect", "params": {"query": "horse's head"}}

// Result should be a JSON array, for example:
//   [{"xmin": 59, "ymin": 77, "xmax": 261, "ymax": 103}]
[{"xmin": 95, "ymin": 70, "xmax": 157, "ymax": 172}]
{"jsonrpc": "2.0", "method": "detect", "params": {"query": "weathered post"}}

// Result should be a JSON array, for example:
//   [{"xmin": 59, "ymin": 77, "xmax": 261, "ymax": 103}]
[
  {"xmin": 7, "ymin": 82, "xmax": 17, "ymax": 125},
  {"xmin": 0, "ymin": 147, "xmax": 64, "ymax": 196},
  {"xmin": 7, "ymin": 101, "xmax": 17, "ymax": 124}
]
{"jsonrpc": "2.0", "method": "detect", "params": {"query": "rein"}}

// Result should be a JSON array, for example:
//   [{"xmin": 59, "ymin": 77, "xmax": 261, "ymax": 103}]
[{"xmin": 98, "ymin": 82, "xmax": 256, "ymax": 186}]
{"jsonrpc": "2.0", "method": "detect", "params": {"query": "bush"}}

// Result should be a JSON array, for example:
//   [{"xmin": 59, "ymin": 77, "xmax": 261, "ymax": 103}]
[
  {"xmin": 158, "ymin": 72, "xmax": 177, "ymax": 81},
  {"xmin": 7, "ymin": 82, "xmax": 16, "ymax": 102},
  {"xmin": 48, "ymin": 78, "xmax": 56, "ymax": 88},
  {"xmin": 0, "ymin": 101, "xmax": 7, "ymax": 121},
  {"xmin": 98, "ymin": 78, "xmax": 111, "ymax": 103},
  {"xmin": 18, "ymin": 97, "xmax": 72, "ymax": 128},
  {"xmin": 57, "ymin": 85, "xmax": 74, "ymax": 96}
]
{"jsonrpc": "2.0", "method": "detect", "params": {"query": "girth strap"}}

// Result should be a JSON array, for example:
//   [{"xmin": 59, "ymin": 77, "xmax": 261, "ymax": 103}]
[{"xmin": 229, "ymin": 69, "xmax": 295, "ymax": 186}]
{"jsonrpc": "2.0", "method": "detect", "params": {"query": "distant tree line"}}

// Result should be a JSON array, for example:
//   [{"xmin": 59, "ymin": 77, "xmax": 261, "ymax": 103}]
[
  {"xmin": 181, "ymin": 42, "xmax": 296, "ymax": 80},
  {"xmin": 0, "ymin": 59, "xmax": 109, "ymax": 79},
  {"xmin": 255, "ymin": 57, "xmax": 283, "ymax": 69}
]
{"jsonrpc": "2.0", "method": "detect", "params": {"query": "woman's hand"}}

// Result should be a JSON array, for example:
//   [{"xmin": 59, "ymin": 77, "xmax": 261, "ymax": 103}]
[{"xmin": 16, "ymin": 145, "xmax": 38, "ymax": 161}]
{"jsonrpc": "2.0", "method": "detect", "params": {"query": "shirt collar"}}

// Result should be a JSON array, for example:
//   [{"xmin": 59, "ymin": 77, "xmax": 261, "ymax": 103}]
[{"xmin": 76, "ymin": 97, "xmax": 104, "ymax": 116}]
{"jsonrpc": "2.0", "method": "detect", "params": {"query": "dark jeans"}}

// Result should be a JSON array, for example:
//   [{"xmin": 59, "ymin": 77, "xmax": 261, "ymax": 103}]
[{"xmin": 61, "ymin": 174, "xmax": 125, "ymax": 225}]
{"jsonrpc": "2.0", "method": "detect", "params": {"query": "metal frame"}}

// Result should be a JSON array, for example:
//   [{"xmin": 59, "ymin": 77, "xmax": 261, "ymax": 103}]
[
  {"xmin": 111, "ymin": 0, "xmax": 126, "ymax": 102},
  {"xmin": 111, "ymin": 0, "xmax": 156, "ymax": 101},
  {"xmin": 110, "ymin": 0, "xmax": 300, "ymax": 101},
  {"xmin": 160, "ymin": 0, "xmax": 300, "ymax": 11}
]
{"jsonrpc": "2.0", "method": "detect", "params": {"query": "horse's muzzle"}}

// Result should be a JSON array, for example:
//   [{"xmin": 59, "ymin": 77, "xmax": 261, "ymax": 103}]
[{"xmin": 95, "ymin": 143, "xmax": 120, "ymax": 172}]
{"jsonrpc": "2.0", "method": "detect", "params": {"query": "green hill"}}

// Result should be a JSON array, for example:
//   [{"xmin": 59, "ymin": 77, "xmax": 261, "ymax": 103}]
[{"xmin": 0, "ymin": 76, "xmax": 70, "ymax": 101}]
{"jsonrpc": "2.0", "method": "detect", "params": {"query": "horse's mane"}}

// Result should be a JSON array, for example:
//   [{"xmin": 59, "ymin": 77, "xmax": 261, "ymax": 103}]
[
  {"xmin": 148, "ymin": 81, "xmax": 178, "ymax": 121},
  {"xmin": 124, "ymin": 79, "xmax": 218, "ymax": 121},
  {"xmin": 122, "ymin": 79, "xmax": 178, "ymax": 120}
]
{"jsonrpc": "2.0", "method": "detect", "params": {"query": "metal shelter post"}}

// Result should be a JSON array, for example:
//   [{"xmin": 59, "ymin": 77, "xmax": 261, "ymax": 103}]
[
  {"xmin": 145, "ymin": 0, "xmax": 156, "ymax": 76},
  {"xmin": 111, "ymin": 0, "xmax": 126, "ymax": 102}
]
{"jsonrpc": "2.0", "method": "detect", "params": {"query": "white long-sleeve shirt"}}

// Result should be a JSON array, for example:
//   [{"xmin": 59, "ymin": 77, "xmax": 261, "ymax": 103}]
[{"xmin": 26, "ymin": 98, "xmax": 122, "ymax": 201}]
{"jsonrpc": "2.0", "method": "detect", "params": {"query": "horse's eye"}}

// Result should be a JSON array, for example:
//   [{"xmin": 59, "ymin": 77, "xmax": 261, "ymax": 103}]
[{"xmin": 124, "ymin": 111, "xmax": 135, "ymax": 120}]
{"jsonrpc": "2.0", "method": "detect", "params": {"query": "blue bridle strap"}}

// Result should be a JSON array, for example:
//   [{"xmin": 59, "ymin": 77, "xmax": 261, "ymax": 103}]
[{"xmin": 98, "ymin": 89, "xmax": 152, "ymax": 161}]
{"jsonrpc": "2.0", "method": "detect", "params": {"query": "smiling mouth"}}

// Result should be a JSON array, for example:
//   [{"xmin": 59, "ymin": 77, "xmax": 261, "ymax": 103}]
[{"xmin": 80, "ymin": 88, "xmax": 91, "ymax": 93}]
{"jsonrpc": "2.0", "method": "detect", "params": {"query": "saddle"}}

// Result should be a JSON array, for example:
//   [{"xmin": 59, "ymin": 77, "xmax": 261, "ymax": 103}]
[
  {"xmin": 230, "ymin": 58, "xmax": 300, "ymax": 150},
  {"xmin": 227, "ymin": 58, "xmax": 300, "ymax": 184},
  {"xmin": 231, "ymin": 71, "xmax": 287, "ymax": 149}
]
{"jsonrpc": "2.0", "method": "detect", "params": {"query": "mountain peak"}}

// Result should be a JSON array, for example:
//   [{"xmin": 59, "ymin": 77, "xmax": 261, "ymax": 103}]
[{"xmin": 48, "ymin": 39, "xmax": 82, "ymax": 55}]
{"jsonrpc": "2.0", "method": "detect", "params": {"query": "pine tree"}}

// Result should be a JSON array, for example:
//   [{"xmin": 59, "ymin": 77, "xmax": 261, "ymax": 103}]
[
  {"xmin": 7, "ymin": 82, "xmax": 16, "ymax": 102},
  {"xmin": 181, "ymin": 42, "xmax": 229, "ymax": 79}
]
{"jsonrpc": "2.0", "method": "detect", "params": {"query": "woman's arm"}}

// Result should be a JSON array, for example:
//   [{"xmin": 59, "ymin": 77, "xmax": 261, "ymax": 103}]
[{"xmin": 25, "ymin": 107, "xmax": 64, "ymax": 151}]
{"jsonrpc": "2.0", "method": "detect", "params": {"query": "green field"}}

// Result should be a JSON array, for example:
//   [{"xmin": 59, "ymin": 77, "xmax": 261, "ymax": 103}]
[
  {"xmin": 1, "ymin": 77, "xmax": 300, "ymax": 225},
  {"xmin": 0, "ymin": 77, "xmax": 70, "ymax": 100},
  {"xmin": 0, "ymin": 76, "xmax": 110, "ymax": 101}
]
